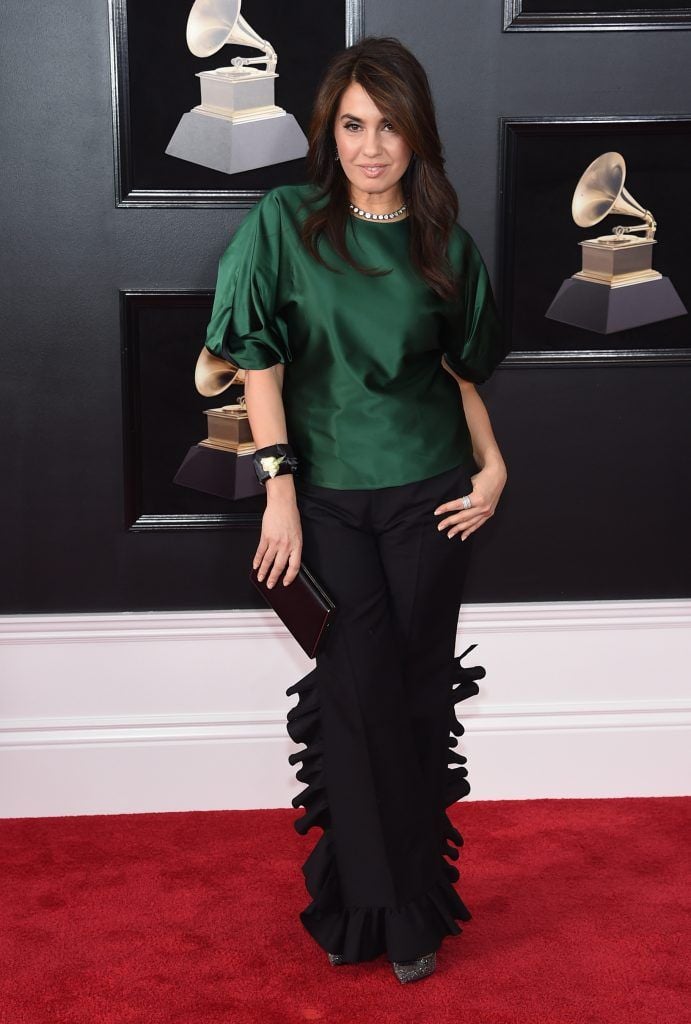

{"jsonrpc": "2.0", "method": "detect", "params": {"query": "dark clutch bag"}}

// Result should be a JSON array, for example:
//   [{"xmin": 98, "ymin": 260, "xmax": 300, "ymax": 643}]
[{"xmin": 248, "ymin": 560, "xmax": 336, "ymax": 659}]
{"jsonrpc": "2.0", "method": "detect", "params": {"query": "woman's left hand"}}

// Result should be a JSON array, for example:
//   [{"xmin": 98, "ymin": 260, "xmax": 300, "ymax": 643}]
[{"xmin": 433, "ymin": 460, "xmax": 507, "ymax": 541}]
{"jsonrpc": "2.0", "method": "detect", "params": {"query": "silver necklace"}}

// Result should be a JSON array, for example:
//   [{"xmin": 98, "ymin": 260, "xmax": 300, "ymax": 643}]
[{"xmin": 349, "ymin": 200, "xmax": 408, "ymax": 221}]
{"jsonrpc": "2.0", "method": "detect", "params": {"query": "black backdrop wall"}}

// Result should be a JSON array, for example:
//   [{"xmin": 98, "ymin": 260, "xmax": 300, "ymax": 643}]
[{"xmin": 2, "ymin": 1, "xmax": 690, "ymax": 614}]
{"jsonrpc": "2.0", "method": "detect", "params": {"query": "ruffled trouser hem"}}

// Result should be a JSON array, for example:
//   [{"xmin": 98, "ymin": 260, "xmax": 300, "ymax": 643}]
[{"xmin": 286, "ymin": 642, "xmax": 485, "ymax": 964}]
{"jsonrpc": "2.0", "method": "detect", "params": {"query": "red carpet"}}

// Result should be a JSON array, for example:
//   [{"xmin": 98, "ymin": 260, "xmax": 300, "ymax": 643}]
[{"xmin": 1, "ymin": 797, "xmax": 688, "ymax": 1024}]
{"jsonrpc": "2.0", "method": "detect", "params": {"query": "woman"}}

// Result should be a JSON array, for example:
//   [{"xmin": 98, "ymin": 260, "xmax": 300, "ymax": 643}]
[{"xmin": 196, "ymin": 36, "xmax": 509, "ymax": 983}]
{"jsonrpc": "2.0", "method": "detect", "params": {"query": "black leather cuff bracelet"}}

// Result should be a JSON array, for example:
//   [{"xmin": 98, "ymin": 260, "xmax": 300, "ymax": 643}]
[{"xmin": 252, "ymin": 443, "xmax": 299, "ymax": 486}]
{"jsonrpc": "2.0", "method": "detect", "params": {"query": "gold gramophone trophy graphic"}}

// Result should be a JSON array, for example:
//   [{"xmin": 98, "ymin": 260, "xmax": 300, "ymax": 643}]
[
  {"xmin": 545, "ymin": 152, "xmax": 687, "ymax": 333},
  {"xmin": 174, "ymin": 355, "xmax": 267, "ymax": 500},
  {"xmin": 166, "ymin": 0, "xmax": 308, "ymax": 174}
]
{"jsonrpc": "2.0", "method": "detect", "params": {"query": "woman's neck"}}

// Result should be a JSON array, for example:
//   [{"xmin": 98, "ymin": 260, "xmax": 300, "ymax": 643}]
[{"xmin": 347, "ymin": 184, "xmax": 405, "ymax": 216}]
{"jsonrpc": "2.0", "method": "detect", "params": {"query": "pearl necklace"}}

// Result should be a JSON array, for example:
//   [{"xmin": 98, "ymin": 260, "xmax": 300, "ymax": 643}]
[{"xmin": 349, "ymin": 201, "xmax": 408, "ymax": 221}]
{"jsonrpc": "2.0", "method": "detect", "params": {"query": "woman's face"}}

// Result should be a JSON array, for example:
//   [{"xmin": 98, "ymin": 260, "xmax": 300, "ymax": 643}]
[{"xmin": 333, "ymin": 82, "xmax": 412, "ymax": 203}]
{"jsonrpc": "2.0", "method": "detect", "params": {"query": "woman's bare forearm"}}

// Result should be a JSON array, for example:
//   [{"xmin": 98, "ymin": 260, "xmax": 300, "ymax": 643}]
[
  {"xmin": 433, "ymin": 375, "xmax": 508, "ymax": 540},
  {"xmin": 441, "ymin": 358, "xmax": 505, "ymax": 474},
  {"xmin": 243, "ymin": 365, "xmax": 296, "ymax": 502},
  {"xmin": 245, "ymin": 363, "xmax": 302, "ymax": 585},
  {"xmin": 457, "ymin": 380, "xmax": 506, "ymax": 477}
]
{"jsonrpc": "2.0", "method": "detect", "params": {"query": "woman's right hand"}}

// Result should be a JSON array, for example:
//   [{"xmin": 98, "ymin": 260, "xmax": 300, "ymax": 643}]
[{"xmin": 252, "ymin": 479, "xmax": 302, "ymax": 588}]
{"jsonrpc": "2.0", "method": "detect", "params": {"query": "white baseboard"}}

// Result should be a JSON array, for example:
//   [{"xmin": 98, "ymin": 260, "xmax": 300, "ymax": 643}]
[{"xmin": 1, "ymin": 600, "xmax": 689, "ymax": 817}]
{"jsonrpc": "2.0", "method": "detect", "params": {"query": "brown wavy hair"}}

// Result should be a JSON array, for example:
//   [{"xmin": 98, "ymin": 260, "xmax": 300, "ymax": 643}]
[{"xmin": 298, "ymin": 35, "xmax": 461, "ymax": 302}]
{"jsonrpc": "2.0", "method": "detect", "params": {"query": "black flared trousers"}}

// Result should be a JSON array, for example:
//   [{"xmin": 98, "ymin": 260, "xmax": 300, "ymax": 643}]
[{"xmin": 285, "ymin": 461, "xmax": 486, "ymax": 964}]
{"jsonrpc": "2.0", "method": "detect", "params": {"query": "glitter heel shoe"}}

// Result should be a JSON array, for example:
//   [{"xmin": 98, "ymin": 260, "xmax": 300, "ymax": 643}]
[
  {"xmin": 327, "ymin": 952, "xmax": 348, "ymax": 966},
  {"xmin": 391, "ymin": 950, "xmax": 436, "ymax": 983}
]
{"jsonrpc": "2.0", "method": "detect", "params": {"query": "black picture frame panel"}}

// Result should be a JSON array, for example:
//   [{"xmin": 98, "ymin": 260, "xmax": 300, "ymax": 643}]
[
  {"xmin": 121, "ymin": 291, "xmax": 266, "ymax": 531},
  {"xmin": 503, "ymin": 0, "xmax": 691, "ymax": 31},
  {"xmin": 524, "ymin": 0, "xmax": 691, "ymax": 10},
  {"xmin": 109, "ymin": 0, "xmax": 364, "ymax": 206},
  {"xmin": 498, "ymin": 116, "xmax": 691, "ymax": 365}
]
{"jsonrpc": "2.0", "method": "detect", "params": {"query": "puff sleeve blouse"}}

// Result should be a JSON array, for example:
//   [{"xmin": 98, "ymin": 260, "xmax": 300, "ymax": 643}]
[{"xmin": 203, "ymin": 183, "xmax": 509, "ymax": 489}]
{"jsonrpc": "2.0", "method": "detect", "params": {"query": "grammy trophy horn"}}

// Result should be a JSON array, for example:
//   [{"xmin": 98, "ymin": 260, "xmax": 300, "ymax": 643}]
[
  {"xmin": 571, "ymin": 151, "xmax": 656, "ymax": 239},
  {"xmin": 186, "ymin": 0, "xmax": 276, "ymax": 72},
  {"xmin": 194, "ymin": 346, "xmax": 245, "ymax": 397}
]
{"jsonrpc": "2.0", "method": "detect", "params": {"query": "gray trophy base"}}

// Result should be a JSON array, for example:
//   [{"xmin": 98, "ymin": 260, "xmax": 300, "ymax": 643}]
[
  {"xmin": 174, "ymin": 445, "xmax": 265, "ymax": 501},
  {"xmin": 165, "ymin": 110, "xmax": 308, "ymax": 175},
  {"xmin": 545, "ymin": 276, "xmax": 687, "ymax": 334}
]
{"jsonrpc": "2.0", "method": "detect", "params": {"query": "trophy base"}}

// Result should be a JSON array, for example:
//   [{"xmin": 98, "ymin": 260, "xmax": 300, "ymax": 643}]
[
  {"xmin": 165, "ymin": 108, "xmax": 308, "ymax": 174},
  {"xmin": 578, "ymin": 237, "xmax": 657, "ymax": 282},
  {"xmin": 174, "ymin": 445, "xmax": 265, "ymax": 500},
  {"xmin": 545, "ymin": 275, "xmax": 687, "ymax": 334}
]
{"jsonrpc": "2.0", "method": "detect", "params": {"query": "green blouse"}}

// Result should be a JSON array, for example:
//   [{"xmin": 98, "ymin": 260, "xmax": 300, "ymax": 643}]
[{"xmin": 203, "ymin": 183, "xmax": 508, "ymax": 489}]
